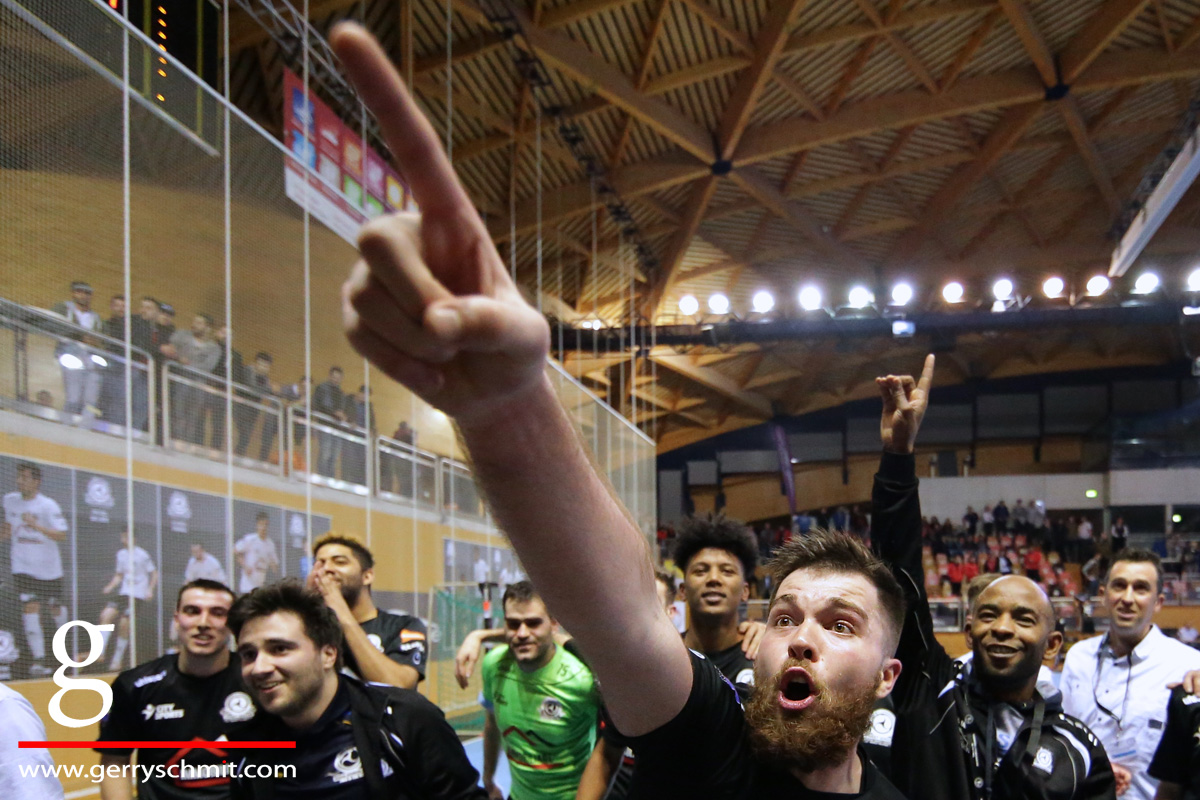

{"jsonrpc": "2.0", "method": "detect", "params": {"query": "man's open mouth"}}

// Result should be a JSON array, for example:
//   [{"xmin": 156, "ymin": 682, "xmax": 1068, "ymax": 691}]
[{"xmin": 778, "ymin": 667, "xmax": 816, "ymax": 711}]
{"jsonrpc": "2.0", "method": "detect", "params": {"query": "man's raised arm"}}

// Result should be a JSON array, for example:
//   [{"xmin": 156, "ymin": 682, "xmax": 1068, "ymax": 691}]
[
  {"xmin": 870, "ymin": 357, "xmax": 953, "ymax": 696},
  {"xmin": 330, "ymin": 23, "xmax": 690, "ymax": 737}
]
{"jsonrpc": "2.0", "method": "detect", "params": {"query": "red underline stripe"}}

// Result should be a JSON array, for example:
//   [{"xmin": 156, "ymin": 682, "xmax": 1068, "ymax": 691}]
[{"xmin": 21, "ymin": 741, "xmax": 296, "ymax": 749}]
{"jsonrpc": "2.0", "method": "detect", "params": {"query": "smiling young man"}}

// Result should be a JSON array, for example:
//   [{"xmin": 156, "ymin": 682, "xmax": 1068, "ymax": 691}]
[
  {"xmin": 870, "ymin": 357, "xmax": 1115, "ymax": 800},
  {"xmin": 307, "ymin": 534, "xmax": 426, "ymax": 688},
  {"xmin": 96, "ymin": 579, "xmax": 256, "ymax": 800},
  {"xmin": 229, "ymin": 581, "xmax": 484, "ymax": 800},
  {"xmin": 480, "ymin": 581, "xmax": 600, "ymax": 800},
  {"xmin": 329, "ymin": 23, "xmax": 907, "ymax": 798},
  {"xmin": 1061, "ymin": 550, "xmax": 1200, "ymax": 800}
]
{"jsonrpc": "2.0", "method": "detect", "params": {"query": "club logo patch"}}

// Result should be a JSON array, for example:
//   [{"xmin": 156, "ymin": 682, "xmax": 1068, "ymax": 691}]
[
  {"xmin": 863, "ymin": 708, "xmax": 896, "ymax": 747},
  {"xmin": 1032, "ymin": 747, "xmax": 1054, "ymax": 774},
  {"xmin": 219, "ymin": 691, "xmax": 256, "ymax": 723},
  {"xmin": 329, "ymin": 747, "xmax": 364, "ymax": 784},
  {"xmin": 539, "ymin": 697, "xmax": 563, "ymax": 721}
]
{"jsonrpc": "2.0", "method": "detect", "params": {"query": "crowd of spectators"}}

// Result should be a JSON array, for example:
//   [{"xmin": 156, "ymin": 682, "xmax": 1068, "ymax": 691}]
[{"xmin": 30, "ymin": 281, "xmax": 419, "ymax": 479}]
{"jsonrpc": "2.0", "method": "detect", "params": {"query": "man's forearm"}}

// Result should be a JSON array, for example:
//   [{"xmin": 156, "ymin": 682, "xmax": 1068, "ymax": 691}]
[
  {"xmin": 482, "ymin": 714, "xmax": 500, "ymax": 784},
  {"xmin": 457, "ymin": 376, "xmax": 690, "ymax": 734},
  {"xmin": 575, "ymin": 739, "xmax": 621, "ymax": 800}
]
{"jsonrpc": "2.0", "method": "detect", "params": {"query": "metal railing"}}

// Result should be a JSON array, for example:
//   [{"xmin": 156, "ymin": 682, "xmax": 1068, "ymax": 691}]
[
  {"xmin": 376, "ymin": 434, "xmax": 439, "ymax": 509},
  {"xmin": 162, "ymin": 361, "xmax": 286, "ymax": 475},
  {"xmin": 0, "ymin": 298, "xmax": 155, "ymax": 441},
  {"xmin": 285, "ymin": 407, "xmax": 371, "ymax": 494}
]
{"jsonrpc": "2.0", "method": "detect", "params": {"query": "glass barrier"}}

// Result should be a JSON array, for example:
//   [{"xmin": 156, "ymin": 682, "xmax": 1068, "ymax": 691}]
[
  {"xmin": 376, "ymin": 434, "xmax": 439, "ymax": 509},
  {"xmin": 285, "ymin": 407, "xmax": 370, "ymax": 494},
  {"xmin": 442, "ymin": 458, "xmax": 488, "ymax": 525},
  {"xmin": 162, "ymin": 362, "xmax": 285, "ymax": 475},
  {"xmin": 0, "ymin": 298, "xmax": 154, "ymax": 441}
]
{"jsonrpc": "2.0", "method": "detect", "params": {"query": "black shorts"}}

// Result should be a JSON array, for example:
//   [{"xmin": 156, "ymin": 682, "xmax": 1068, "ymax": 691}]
[
  {"xmin": 14, "ymin": 575, "xmax": 64, "ymax": 605},
  {"xmin": 105, "ymin": 597, "xmax": 151, "ymax": 618}
]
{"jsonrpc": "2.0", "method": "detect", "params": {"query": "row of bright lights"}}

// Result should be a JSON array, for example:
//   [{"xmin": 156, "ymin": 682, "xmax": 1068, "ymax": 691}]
[{"xmin": 674, "ymin": 268, "xmax": 1200, "ymax": 316}]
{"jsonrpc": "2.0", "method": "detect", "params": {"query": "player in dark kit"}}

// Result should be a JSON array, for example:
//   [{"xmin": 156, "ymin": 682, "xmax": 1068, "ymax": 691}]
[
  {"xmin": 228, "ymin": 581, "xmax": 485, "ymax": 800},
  {"xmin": 96, "ymin": 579, "xmax": 256, "ymax": 800},
  {"xmin": 307, "ymin": 534, "xmax": 426, "ymax": 688},
  {"xmin": 1148, "ymin": 686, "xmax": 1200, "ymax": 800}
]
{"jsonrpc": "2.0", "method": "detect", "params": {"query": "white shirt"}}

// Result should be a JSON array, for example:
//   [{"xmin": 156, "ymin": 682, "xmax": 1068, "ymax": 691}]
[
  {"xmin": 1178, "ymin": 625, "xmax": 1199, "ymax": 645},
  {"xmin": 473, "ymin": 558, "xmax": 489, "ymax": 585},
  {"xmin": 1061, "ymin": 626, "xmax": 1200, "ymax": 800},
  {"xmin": 0, "ymin": 683, "xmax": 64, "ymax": 800},
  {"xmin": 3, "ymin": 492, "xmax": 67, "ymax": 580},
  {"xmin": 184, "ymin": 552, "xmax": 227, "ymax": 584},
  {"xmin": 114, "ymin": 546, "xmax": 156, "ymax": 600},
  {"xmin": 234, "ymin": 533, "xmax": 278, "ymax": 593},
  {"xmin": 1077, "ymin": 520, "xmax": 1093, "ymax": 540}
]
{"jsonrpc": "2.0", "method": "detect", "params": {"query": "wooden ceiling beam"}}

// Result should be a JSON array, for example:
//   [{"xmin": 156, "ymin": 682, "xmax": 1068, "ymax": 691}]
[
  {"xmin": 645, "ymin": 176, "xmax": 720, "ymax": 315},
  {"xmin": 1060, "ymin": 0, "xmax": 1151, "ymax": 83},
  {"xmin": 609, "ymin": 0, "xmax": 672, "ymax": 169},
  {"xmin": 643, "ymin": 56, "xmax": 753, "ymax": 95},
  {"xmin": 412, "ymin": 33, "xmax": 507, "ymax": 77},
  {"xmin": 540, "ymin": 0, "xmax": 644, "ymax": 29},
  {"xmin": 717, "ymin": 0, "xmax": 812, "ymax": 160},
  {"xmin": 676, "ymin": 0, "xmax": 754, "ymax": 52},
  {"xmin": 784, "ymin": 0, "xmax": 995, "ymax": 55},
  {"xmin": 650, "ymin": 351, "xmax": 773, "ymax": 418},
  {"xmin": 1057, "ymin": 96, "xmax": 1121, "ymax": 214},
  {"xmin": 1180, "ymin": 12, "xmax": 1200, "ymax": 50},
  {"xmin": 887, "ymin": 101, "xmax": 1043, "ymax": 263},
  {"xmin": 940, "ymin": 8, "xmax": 1004, "ymax": 91},
  {"xmin": 997, "ymin": 0, "xmax": 1058, "ymax": 86},
  {"xmin": 734, "ymin": 44, "xmax": 1200, "ymax": 166}
]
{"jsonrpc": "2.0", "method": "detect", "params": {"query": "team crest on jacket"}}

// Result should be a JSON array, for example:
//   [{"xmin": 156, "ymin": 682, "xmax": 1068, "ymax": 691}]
[
  {"xmin": 1032, "ymin": 747, "xmax": 1054, "ymax": 774},
  {"xmin": 219, "ymin": 691, "xmax": 256, "ymax": 723},
  {"xmin": 329, "ymin": 747, "xmax": 364, "ymax": 784}
]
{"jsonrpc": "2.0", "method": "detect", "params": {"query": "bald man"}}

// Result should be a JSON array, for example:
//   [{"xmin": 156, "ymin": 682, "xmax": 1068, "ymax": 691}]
[{"xmin": 870, "ymin": 358, "xmax": 1115, "ymax": 800}]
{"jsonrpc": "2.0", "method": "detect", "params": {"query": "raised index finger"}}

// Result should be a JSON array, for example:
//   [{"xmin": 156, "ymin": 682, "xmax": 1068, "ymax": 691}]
[
  {"xmin": 916, "ymin": 354, "xmax": 935, "ymax": 396},
  {"xmin": 330, "ymin": 22, "xmax": 473, "ymax": 219}
]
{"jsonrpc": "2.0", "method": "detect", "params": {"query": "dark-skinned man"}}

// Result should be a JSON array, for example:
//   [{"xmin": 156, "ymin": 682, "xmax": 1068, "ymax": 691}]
[
  {"xmin": 307, "ymin": 534, "xmax": 426, "ymax": 689},
  {"xmin": 870, "ymin": 355, "xmax": 1115, "ymax": 800}
]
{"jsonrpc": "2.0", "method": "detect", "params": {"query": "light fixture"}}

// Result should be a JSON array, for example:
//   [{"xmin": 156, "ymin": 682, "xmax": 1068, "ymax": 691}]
[
  {"xmin": 890, "ymin": 283, "xmax": 914, "ymax": 306},
  {"xmin": 942, "ymin": 282, "xmax": 964, "ymax": 303},
  {"xmin": 992, "ymin": 278, "xmax": 1014, "ymax": 302},
  {"xmin": 798, "ymin": 285, "xmax": 822, "ymax": 312},
  {"xmin": 58, "ymin": 353, "xmax": 83, "ymax": 370},
  {"xmin": 1172, "ymin": 513, "xmax": 1183, "ymax": 524},
  {"xmin": 751, "ymin": 290, "xmax": 775, "ymax": 314},
  {"xmin": 90, "ymin": 354, "xmax": 108, "ymax": 368},
  {"xmin": 1188, "ymin": 268, "xmax": 1200, "ymax": 292},
  {"xmin": 1132, "ymin": 272, "xmax": 1160, "ymax": 295},
  {"xmin": 708, "ymin": 293, "xmax": 730, "ymax": 314},
  {"xmin": 1085, "ymin": 489, "xmax": 1098, "ymax": 499},
  {"xmin": 1086, "ymin": 275, "xmax": 1110, "ymax": 296},
  {"xmin": 847, "ymin": 286, "xmax": 873, "ymax": 309},
  {"xmin": 1042, "ymin": 277, "xmax": 1064, "ymax": 298},
  {"xmin": 678, "ymin": 294, "xmax": 699, "ymax": 316}
]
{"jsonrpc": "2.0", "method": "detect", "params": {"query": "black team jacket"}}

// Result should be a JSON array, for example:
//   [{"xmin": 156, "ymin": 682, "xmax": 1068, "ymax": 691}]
[{"xmin": 871, "ymin": 451, "xmax": 1116, "ymax": 800}]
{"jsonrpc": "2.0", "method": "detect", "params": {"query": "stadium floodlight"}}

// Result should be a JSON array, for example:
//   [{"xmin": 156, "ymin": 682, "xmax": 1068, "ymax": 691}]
[
  {"xmin": 992, "ymin": 278, "xmax": 1014, "ymax": 302},
  {"xmin": 1086, "ymin": 275, "xmax": 1110, "ymax": 296},
  {"xmin": 942, "ymin": 282, "xmax": 964, "ymax": 303},
  {"xmin": 1132, "ymin": 272, "xmax": 1160, "ymax": 295},
  {"xmin": 678, "ymin": 294, "xmax": 699, "ymax": 316},
  {"xmin": 890, "ymin": 283, "xmax": 914, "ymax": 306},
  {"xmin": 1042, "ymin": 277, "xmax": 1065, "ymax": 298},
  {"xmin": 798, "ymin": 285, "xmax": 822, "ymax": 311},
  {"xmin": 708, "ymin": 293, "xmax": 730, "ymax": 314},
  {"xmin": 751, "ymin": 290, "xmax": 775, "ymax": 314},
  {"xmin": 1188, "ymin": 268, "xmax": 1200, "ymax": 292},
  {"xmin": 847, "ymin": 286, "xmax": 873, "ymax": 309}
]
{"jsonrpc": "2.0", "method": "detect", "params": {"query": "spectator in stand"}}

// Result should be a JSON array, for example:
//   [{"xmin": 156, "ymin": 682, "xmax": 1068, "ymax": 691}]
[
  {"xmin": 379, "ymin": 419, "xmax": 415, "ymax": 496},
  {"xmin": 1081, "ymin": 552, "xmax": 1103, "ymax": 596},
  {"xmin": 1178, "ymin": 622, "xmax": 1199, "ymax": 647},
  {"xmin": 234, "ymin": 352, "xmax": 278, "ymax": 461},
  {"xmin": 281, "ymin": 375, "xmax": 311, "ymax": 459},
  {"xmin": 1029, "ymin": 499, "xmax": 1046, "ymax": 537},
  {"xmin": 945, "ymin": 554, "xmax": 965, "ymax": 595},
  {"xmin": 101, "ymin": 293, "xmax": 154, "ymax": 431},
  {"xmin": 35, "ymin": 390, "xmax": 54, "ymax": 408},
  {"xmin": 341, "ymin": 385, "xmax": 375, "ymax": 486},
  {"xmin": 1022, "ymin": 545, "xmax": 1043, "ymax": 581},
  {"xmin": 311, "ymin": 366, "xmax": 346, "ymax": 478},
  {"xmin": 981, "ymin": 504, "xmax": 994, "ymax": 535},
  {"xmin": 1049, "ymin": 516, "xmax": 1069, "ymax": 561},
  {"xmin": 962, "ymin": 506, "xmax": 978, "ymax": 535},
  {"xmin": 1012, "ymin": 499, "xmax": 1029, "ymax": 533},
  {"xmin": 166, "ymin": 313, "xmax": 221, "ymax": 445},
  {"xmin": 51, "ymin": 280, "xmax": 103, "ymax": 419},
  {"xmin": 1104, "ymin": 515, "xmax": 1123, "ymax": 554},
  {"xmin": 993, "ymin": 499, "xmax": 1010, "ymax": 533},
  {"xmin": 1077, "ymin": 515, "xmax": 1095, "ymax": 560},
  {"xmin": 830, "ymin": 505, "xmax": 849, "ymax": 533},
  {"xmin": 204, "ymin": 324, "xmax": 242, "ymax": 450}
]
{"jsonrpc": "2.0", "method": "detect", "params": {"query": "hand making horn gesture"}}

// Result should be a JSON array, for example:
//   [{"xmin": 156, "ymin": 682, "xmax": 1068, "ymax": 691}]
[
  {"xmin": 876, "ymin": 354, "xmax": 935, "ymax": 455},
  {"xmin": 332, "ymin": 23, "xmax": 551, "ymax": 430}
]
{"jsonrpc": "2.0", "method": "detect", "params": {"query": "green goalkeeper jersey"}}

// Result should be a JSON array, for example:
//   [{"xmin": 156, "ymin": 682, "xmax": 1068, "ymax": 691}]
[{"xmin": 481, "ymin": 642, "xmax": 601, "ymax": 800}]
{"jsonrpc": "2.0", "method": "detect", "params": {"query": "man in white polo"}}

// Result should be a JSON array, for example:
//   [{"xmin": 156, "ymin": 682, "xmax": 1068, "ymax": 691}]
[{"xmin": 1061, "ymin": 549, "xmax": 1200, "ymax": 800}]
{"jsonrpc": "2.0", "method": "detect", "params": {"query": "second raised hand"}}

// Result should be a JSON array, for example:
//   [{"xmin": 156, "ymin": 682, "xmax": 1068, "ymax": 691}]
[{"xmin": 331, "ymin": 23, "xmax": 551, "ymax": 428}]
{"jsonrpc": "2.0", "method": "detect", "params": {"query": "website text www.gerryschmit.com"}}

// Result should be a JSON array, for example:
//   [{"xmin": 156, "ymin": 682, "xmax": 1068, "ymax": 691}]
[{"xmin": 19, "ymin": 761, "xmax": 297, "ymax": 784}]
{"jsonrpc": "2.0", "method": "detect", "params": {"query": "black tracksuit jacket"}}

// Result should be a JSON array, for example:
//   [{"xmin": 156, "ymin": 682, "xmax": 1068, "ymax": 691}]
[{"xmin": 871, "ymin": 451, "xmax": 1116, "ymax": 800}]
